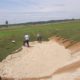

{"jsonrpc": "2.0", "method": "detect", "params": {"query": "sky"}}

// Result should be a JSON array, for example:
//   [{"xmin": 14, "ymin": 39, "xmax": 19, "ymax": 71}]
[{"xmin": 0, "ymin": 0, "xmax": 80, "ymax": 24}]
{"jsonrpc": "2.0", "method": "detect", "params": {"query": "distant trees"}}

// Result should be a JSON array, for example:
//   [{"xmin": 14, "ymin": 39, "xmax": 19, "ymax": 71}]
[{"xmin": 5, "ymin": 20, "xmax": 8, "ymax": 27}]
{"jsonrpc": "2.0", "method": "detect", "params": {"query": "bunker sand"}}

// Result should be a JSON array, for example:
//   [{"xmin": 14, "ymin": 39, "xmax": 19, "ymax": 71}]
[{"xmin": 0, "ymin": 40, "xmax": 80, "ymax": 80}]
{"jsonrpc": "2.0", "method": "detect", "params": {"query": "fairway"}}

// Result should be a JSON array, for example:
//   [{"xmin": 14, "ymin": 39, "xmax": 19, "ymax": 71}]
[{"xmin": 0, "ymin": 21, "xmax": 80, "ymax": 61}]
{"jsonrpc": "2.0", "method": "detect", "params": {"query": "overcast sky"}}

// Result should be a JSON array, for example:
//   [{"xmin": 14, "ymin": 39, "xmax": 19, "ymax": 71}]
[{"xmin": 0, "ymin": 0, "xmax": 80, "ymax": 24}]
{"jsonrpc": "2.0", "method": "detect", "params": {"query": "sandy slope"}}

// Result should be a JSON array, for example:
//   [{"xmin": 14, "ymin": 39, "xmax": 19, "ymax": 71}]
[{"xmin": 0, "ymin": 40, "xmax": 80, "ymax": 80}]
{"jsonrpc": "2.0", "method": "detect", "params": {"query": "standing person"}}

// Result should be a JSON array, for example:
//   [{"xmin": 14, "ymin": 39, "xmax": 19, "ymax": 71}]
[
  {"xmin": 23, "ymin": 34, "xmax": 30, "ymax": 47},
  {"xmin": 37, "ymin": 33, "xmax": 42, "ymax": 43}
]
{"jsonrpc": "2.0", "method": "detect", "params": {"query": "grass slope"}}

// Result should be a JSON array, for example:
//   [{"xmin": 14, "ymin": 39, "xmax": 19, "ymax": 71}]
[{"xmin": 0, "ymin": 21, "xmax": 80, "ymax": 61}]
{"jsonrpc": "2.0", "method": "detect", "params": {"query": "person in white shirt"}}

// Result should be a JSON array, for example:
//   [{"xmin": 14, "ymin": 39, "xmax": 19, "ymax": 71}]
[{"xmin": 23, "ymin": 34, "xmax": 30, "ymax": 47}]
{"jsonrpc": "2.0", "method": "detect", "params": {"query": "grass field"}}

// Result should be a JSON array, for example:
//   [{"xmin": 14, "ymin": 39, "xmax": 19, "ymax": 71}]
[{"xmin": 0, "ymin": 20, "xmax": 80, "ymax": 61}]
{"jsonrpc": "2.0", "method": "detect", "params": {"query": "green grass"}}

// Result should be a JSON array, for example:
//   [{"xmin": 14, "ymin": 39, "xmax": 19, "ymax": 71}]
[{"xmin": 0, "ymin": 21, "xmax": 80, "ymax": 61}]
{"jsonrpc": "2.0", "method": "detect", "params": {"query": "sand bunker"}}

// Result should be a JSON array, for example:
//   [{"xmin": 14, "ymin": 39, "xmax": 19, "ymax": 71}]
[{"xmin": 0, "ymin": 40, "xmax": 80, "ymax": 80}]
